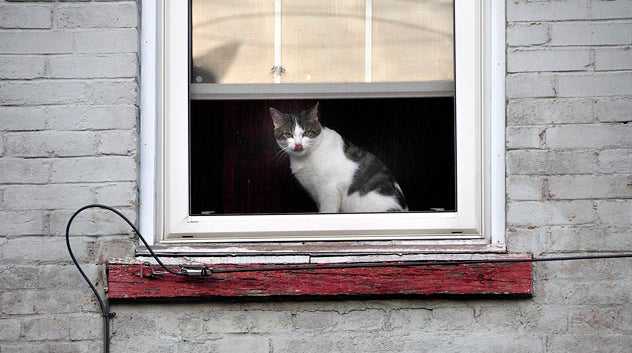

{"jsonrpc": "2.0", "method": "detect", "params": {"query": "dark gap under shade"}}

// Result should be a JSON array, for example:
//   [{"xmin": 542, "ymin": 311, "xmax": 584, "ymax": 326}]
[{"xmin": 190, "ymin": 97, "xmax": 455, "ymax": 215}]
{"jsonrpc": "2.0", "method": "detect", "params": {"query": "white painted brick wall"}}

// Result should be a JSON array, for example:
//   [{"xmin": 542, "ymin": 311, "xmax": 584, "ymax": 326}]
[
  {"xmin": 0, "ymin": 2, "xmax": 138, "ymax": 351},
  {"xmin": 1, "ymin": 1, "xmax": 631, "ymax": 353},
  {"xmin": 504, "ymin": 2, "xmax": 632, "ymax": 350}
]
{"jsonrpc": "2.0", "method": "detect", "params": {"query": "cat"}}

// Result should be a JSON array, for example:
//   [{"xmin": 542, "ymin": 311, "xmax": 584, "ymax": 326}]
[{"xmin": 269, "ymin": 102, "xmax": 408, "ymax": 213}]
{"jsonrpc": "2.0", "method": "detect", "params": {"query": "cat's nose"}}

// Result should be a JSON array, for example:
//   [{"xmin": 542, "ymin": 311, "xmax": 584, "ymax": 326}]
[{"xmin": 294, "ymin": 144, "xmax": 304, "ymax": 152}]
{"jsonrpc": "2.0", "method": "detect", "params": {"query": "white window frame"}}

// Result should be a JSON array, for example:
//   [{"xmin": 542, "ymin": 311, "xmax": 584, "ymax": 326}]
[{"xmin": 140, "ymin": 0, "xmax": 506, "ymax": 252}]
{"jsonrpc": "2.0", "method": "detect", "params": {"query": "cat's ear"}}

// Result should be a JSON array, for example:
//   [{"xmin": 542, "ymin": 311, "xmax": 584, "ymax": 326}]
[
  {"xmin": 269, "ymin": 107, "xmax": 286, "ymax": 128},
  {"xmin": 306, "ymin": 102, "xmax": 320, "ymax": 122},
  {"xmin": 305, "ymin": 102, "xmax": 319, "ymax": 122}
]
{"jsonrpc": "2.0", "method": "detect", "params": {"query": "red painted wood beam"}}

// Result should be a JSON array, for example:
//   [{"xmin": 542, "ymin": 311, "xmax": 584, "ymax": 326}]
[{"xmin": 106, "ymin": 261, "xmax": 532, "ymax": 301}]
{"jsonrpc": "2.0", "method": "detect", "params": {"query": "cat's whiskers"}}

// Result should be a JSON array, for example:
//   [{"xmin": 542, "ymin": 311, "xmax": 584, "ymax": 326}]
[{"xmin": 271, "ymin": 145, "xmax": 291, "ymax": 163}]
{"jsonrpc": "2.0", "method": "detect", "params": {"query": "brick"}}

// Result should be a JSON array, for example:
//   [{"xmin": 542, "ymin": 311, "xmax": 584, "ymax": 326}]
[
  {"xmin": 507, "ymin": 200, "xmax": 597, "ymax": 226},
  {"xmin": 38, "ymin": 264, "xmax": 99, "ymax": 289},
  {"xmin": 69, "ymin": 314, "xmax": 101, "ymax": 340},
  {"xmin": 430, "ymin": 306, "xmax": 475, "ymax": 331},
  {"xmin": 0, "ymin": 107, "xmax": 49, "ymax": 131},
  {"xmin": 50, "ymin": 208, "xmax": 137, "ymax": 235},
  {"xmin": 546, "ymin": 124, "xmax": 632, "ymax": 149},
  {"xmin": 597, "ymin": 200, "xmax": 632, "ymax": 226},
  {"xmin": 507, "ymin": 126, "xmax": 544, "ymax": 149},
  {"xmin": 48, "ymin": 54, "xmax": 137, "ymax": 78},
  {"xmin": 507, "ymin": 175, "xmax": 544, "ymax": 201},
  {"xmin": 509, "ymin": 0, "xmax": 632, "ymax": 22},
  {"xmin": 476, "ymin": 303, "xmax": 568, "ymax": 334},
  {"xmin": 1, "ymin": 184, "xmax": 94, "ymax": 210},
  {"xmin": 594, "ymin": 97, "xmax": 632, "ymax": 123},
  {"xmin": 568, "ymin": 305, "xmax": 632, "ymax": 334},
  {"xmin": 89, "ymin": 79, "xmax": 137, "ymax": 105},
  {"xmin": 507, "ymin": 23, "xmax": 550, "ymax": 46},
  {"xmin": 508, "ymin": 48, "xmax": 591, "ymax": 73},
  {"xmin": 0, "ymin": 319, "xmax": 21, "ymax": 341},
  {"xmin": 557, "ymin": 72, "xmax": 632, "ymax": 97},
  {"xmin": 547, "ymin": 175, "xmax": 632, "ymax": 200},
  {"xmin": 112, "ymin": 339, "xmax": 175, "ymax": 353},
  {"xmin": 548, "ymin": 226, "xmax": 632, "ymax": 253},
  {"xmin": 0, "ymin": 105, "xmax": 137, "ymax": 131},
  {"xmin": 590, "ymin": 0, "xmax": 632, "ymax": 21},
  {"xmin": 0, "ymin": 342, "xmax": 101, "ymax": 353},
  {"xmin": 0, "ymin": 289, "xmax": 95, "ymax": 315},
  {"xmin": 595, "ymin": 47, "xmax": 632, "ymax": 71},
  {"xmin": 4, "ymin": 131, "xmax": 97, "ymax": 157},
  {"xmin": 110, "ymin": 312, "xmax": 158, "ymax": 339},
  {"xmin": 550, "ymin": 21, "xmax": 632, "ymax": 46},
  {"xmin": 599, "ymin": 149, "xmax": 632, "ymax": 173},
  {"xmin": 548, "ymin": 334, "xmax": 632, "ymax": 353},
  {"xmin": 207, "ymin": 336, "xmax": 269, "ymax": 353},
  {"xmin": 0, "ymin": 210, "xmax": 47, "ymax": 236},
  {"xmin": 292, "ymin": 309, "xmax": 386, "ymax": 332},
  {"xmin": 0, "ymin": 236, "xmax": 94, "ymax": 264},
  {"xmin": 389, "ymin": 308, "xmax": 432, "ymax": 330},
  {"xmin": 98, "ymin": 130, "xmax": 137, "ymax": 155},
  {"xmin": 508, "ymin": 0, "xmax": 590, "ymax": 22},
  {"xmin": 93, "ymin": 182, "xmax": 136, "ymax": 207},
  {"xmin": 205, "ymin": 310, "xmax": 294, "ymax": 333},
  {"xmin": 0, "ymin": 55, "xmax": 46, "ymax": 79},
  {"xmin": 506, "ymin": 226, "xmax": 548, "ymax": 254},
  {"xmin": 271, "ymin": 334, "xmax": 408, "ymax": 353},
  {"xmin": 0, "ymin": 80, "xmax": 90, "ymax": 105},
  {"xmin": 507, "ymin": 98, "xmax": 595, "ymax": 125},
  {"xmin": 536, "ymin": 278, "xmax": 632, "ymax": 305},
  {"xmin": 0, "ymin": 158, "xmax": 51, "ymax": 184},
  {"xmin": 95, "ymin": 236, "xmax": 135, "ymax": 260},
  {"xmin": 55, "ymin": 2, "xmax": 137, "ymax": 28},
  {"xmin": 50, "ymin": 156, "xmax": 136, "ymax": 183},
  {"xmin": 507, "ymin": 73, "xmax": 556, "ymax": 98},
  {"xmin": 0, "ymin": 31, "xmax": 73, "ymax": 54},
  {"xmin": 74, "ymin": 29, "xmax": 138, "ymax": 53},
  {"xmin": 507, "ymin": 150, "xmax": 598, "ymax": 175},
  {"xmin": 538, "ymin": 255, "xmax": 632, "ymax": 281},
  {"xmin": 0, "ymin": 4, "xmax": 52, "ymax": 29},
  {"xmin": 22, "ymin": 316, "xmax": 69, "ymax": 341},
  {"xmin": 0, "ymin": 264, "xmax": 98, "ymax": 290},
  {"xmin": 0, "ymin": 265, "xmax": 39, "ymax": 289}
]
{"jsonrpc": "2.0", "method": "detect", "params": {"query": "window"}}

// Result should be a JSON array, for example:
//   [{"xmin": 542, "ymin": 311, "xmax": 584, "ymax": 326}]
[{"xmin": 140, "ymin": 0, "xmax": 505, "ymax": 250}]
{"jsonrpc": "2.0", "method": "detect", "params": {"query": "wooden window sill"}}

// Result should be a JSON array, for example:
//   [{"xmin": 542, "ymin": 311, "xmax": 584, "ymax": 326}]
[{"xmin": 106, "ymin": 255, "xmax": 532, "ymax": 301}]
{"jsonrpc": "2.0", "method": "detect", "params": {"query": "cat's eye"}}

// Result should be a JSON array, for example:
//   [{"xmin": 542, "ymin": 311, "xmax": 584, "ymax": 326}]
[{"xmin": 282, "ymin": 133, "xmax": 292, "ymax": 138}]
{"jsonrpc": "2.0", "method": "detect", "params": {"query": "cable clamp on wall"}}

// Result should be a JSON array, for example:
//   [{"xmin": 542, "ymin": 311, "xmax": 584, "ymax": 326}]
[{"xmin": 180, "ymin": 266, "xmax": 212, "ymax": 277}]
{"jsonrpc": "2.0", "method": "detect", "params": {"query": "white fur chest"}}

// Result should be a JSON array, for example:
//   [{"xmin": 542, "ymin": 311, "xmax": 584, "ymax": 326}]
[{"xmin": 289, "ymin": 129, "xmax": 357, "ymax": 203}]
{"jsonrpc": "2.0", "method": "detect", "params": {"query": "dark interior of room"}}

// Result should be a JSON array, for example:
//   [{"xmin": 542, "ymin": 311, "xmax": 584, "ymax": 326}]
[{"xmin": 190, "ymin": 97, "xmax": 455, "ymax": 215}]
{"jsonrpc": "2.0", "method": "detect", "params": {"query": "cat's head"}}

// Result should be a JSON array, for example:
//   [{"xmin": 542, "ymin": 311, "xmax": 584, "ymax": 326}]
[{"xmin": 269, "ymin": 103, "xmax": 323, "ymax": 156}]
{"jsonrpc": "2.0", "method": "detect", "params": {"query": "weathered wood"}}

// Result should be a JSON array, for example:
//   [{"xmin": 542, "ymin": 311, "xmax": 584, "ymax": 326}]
[{"xmin": 107, "ymin": 260, "xmax": 532, "ymax": 301}]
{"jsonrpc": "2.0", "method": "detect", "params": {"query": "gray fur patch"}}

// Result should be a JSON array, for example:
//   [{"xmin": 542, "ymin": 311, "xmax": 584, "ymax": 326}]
[{"xmin": 344, "ymin": 140, "xmax": 407, "ymax": 210}]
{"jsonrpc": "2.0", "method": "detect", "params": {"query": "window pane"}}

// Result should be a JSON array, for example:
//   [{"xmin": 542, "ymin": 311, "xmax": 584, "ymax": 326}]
[
  {"xmin": 189, "ymin": 98, "xmax": 456, "ymax": 215},
  {"xmin": 191, "ymin": 0, "xmax": 454, "ymax": 85},
  {"xmin": 191, "ymin": 0, "xmax": 275, "ymax": 83},
  {"xmin": 372, "ymin": 0, "xmax": 454, "ymax": 82},
  {"xmin": 281, "ymin": 0, "xmax": 365, "ymax": 83}
]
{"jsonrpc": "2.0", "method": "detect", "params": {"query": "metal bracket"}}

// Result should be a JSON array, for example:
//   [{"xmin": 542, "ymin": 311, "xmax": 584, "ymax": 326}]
[
  {"xmin": 270, "ymin": 65, "xmax": 286, "ymax": 76},
  {"xmin": 138, "ymin": 262, "xmax": 167, "ymax": 279}
]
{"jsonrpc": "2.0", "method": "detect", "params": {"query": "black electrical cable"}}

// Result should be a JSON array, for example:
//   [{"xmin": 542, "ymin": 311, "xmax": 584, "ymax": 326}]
[
  {"xmin": 66, "ymin": 203, "xmax": 632, "ymax": 353},
  {"xmin": 65, "ymin": 204, "xmax": 193, "ymax": 353}
]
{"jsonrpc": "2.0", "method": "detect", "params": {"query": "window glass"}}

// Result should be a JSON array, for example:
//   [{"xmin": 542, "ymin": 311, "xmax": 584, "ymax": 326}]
[
  {"xmin": 191, "ymin": 0, "xmax": 454, "ymax": 84},
  {"xmin": 191, "ymin": 0, "xmax": 275, "ymax": 83},
  {"xmin": 188, "ymin": 1, "xmax": 456, "ymax": 216},
  {"xmin": 281, "ymin": 0, "xmax": 365, "ymax": 83},
  {"xmin": 372, "ymin": 0, "xmax": 454, "ymax": 82}
]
